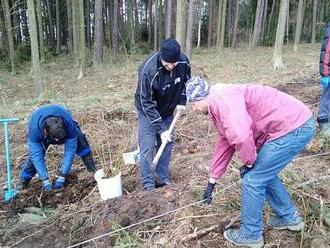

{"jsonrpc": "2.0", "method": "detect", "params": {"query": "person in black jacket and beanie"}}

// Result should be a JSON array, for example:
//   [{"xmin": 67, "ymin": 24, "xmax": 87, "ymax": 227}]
[{"xmin": 135, "ymin": 38, "xmax": 191, "ymax": 191}]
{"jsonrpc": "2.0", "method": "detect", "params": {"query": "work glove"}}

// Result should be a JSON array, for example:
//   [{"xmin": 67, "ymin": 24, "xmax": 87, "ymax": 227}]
[
  {"xmin": 53, "ymin": 176, "xmax": 66, "ymax": 190},
  {"xmin": 161, "ymin": 130, "xmax": 172, "ymax": 144},
  {"xmin": 320, "ymin": 76, "xmax": 330, "ymax": 88},
  {"xmin": 82, "ymin": 154, "xmax": 97, "ymax": 172},
  {"xmin": 176, "ymin": 105, "xmax": 186, "ymax": 111},
  {"xmin": 239, "ymin": 165, "xmax": 252, "ymax": 179},
  {"xmin": 42, "ymin": 179, "xmax": 52, "ymax": 192},
  {"xmin": 203, "ymin": 181, "xmax": 216, "ymax": 204}
]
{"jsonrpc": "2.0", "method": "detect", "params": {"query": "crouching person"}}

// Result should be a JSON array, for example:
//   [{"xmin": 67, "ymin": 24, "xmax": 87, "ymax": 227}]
[
  {"xmin": 17, "ymin": 104, "xmax": 97, "ymax": 192},
  {"xmin": 186, "ymin": 77, "xmax": 315, "ymax": 248}
]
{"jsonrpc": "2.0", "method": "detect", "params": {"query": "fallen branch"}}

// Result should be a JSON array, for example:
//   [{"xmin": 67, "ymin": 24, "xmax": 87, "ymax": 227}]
[{"xmin": 181, "ymin": 224, "xmax": 220, "ymax": 242}]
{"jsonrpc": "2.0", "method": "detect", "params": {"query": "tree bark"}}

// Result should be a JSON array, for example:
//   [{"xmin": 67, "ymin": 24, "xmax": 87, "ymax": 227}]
[
  {"xmin": 153, "ymin": 0, "xmax": 158, "ymax": 51},
  {"xmin": 112, "ymin": 0, "xmax": 119, "ymax": 53},
  {"xmin": 207, "ymin": 0, "xmax": 214, "ymax": 47},
  {"xmin": 273, "ymin": 0, "xmax": 288, "ymax": 69},
  {"xmin": 176, "ymin": 0, "xmax": 187, "ymax": 49},
  {"xmin": 94, "ymin": 0, "xmax": 103, "ymax": 65},
  {"xmin": 46, "ymin": 0, "xmax": 55, "ymax": 48},
  {"xmin": 1, "ymin": 0, "xmax": 15, "ymax": 74},
  {"xmin": 220, "ymin": 0, "xmax": 227, "ymax": 50},
  {"xmin": 27, "ymin": 0, "xmax": 42, "ymax": 97},
  {"xmin": 260, "ymin": 0, "xmax": 268, "ymax": 42},
  {"xmin": 311, "ymin": 0, "xmax": 318, "ymax": 44},
  {"xmin": 251, "ymin": 0, "xmax": 264, "ymax": 48},
  {"xmin": 266, "ymin": 0, "xmax": 276, "ymax": 36},
  {"xmin": 147, "ymin": 0, "xmax": 153, "ymax": 44},
  {"xmin": 185, "ymin": 0, "xmax": 195, "ymax": 59},
  {"xmin": 127, "ymin": 0, "xmax": 134, "ymax": 52},
  {"xmin": 216, "ymin": 0, "xmax": 223, "ymax": 48},
  {"xmin": 86, "ymin": 0, "xmax": 91, "ymax": 48},
  {"xmin": 78, "ymin": 0, "xmax": 86, "ymax": 80},
  {"xmin": 133, "ymin": 0, "xmax": 139, "ymax": 39},
  {"xmin": 36, "ymin": 0, "xmax": 45, "ymax": 61},
  {"xmin": 165, "ymin": 0, "xmax": 173, "ymax": 38},
  {"xmin": 72, "ymin": 0, "xmax": 78, "ymax": 61},
  {"xmin": 13, "ymin": 3, "xmax": 22, "ymax": 45},
  {"xmin": 56, "ymin": 0, "xmax": 60, "ymax": 53},
  {"xmin": 67, "ymin": 0, "xmax": 73, "ymax": 54},
  {"xmin": 0, "ymin": 5, "xmax": 5, "ymax": 49},
  {"xmin": 231, "ymin": 0, "xmax": 239, "ymax": 48}
]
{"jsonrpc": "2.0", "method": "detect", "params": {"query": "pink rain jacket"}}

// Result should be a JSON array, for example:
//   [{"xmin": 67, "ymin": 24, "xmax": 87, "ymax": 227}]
[{"xmin": 208, "ymin": 84, "xmax": 312, "ymax": 179}]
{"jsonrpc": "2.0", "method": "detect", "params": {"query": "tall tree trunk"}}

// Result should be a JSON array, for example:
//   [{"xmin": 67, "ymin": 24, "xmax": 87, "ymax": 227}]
[
  {"xmin": 36, "ymin": 0, "xmax": 45, "ymax": 61},
  {"xmin": 67, "ymin": 0, "xmax": 73, "ymax": 54},
  {"xmin": 2, "ymin": 0, "xmax": 15, "ymax": 74},
  {"xmin": 86, "ymin": 0, "xmax": 91, "ymax": 48},
  {"xmin": 56, "ymin": 0, "xmax": 60, "ymax": 53},
  {"xmin": 207, "ymin": 0, "xmax": 214, "ymax": 47},
  {"xmin": 147, "ymin": 0, "xmax": 153, "ymax": 44},
  {"xmin": 273, "ymin": 0, "xmax": 288, "ymax": 69},
  {"xmin": 185, "ymin": 0, "xmax": 195, "ymax": 59},
  {"xmin": 127, "ymin": 0, "xmax": 134, "ymax": 53},
  {"xmin": 153, "ymin": 0, "xmax": 158, "ymax": 51},
  {"xmin": 77, "ymin": 0, "xmax": 85, "ymax": 80},
  {"xmin": 0, "ymin": 5, "xmax": 5, "ymax": 49},
  {"xmin": 216, "ymin": 0, "xmax": 223, "ymax": 48},
  {"xmin": 112, "ymin": 0, "xmax": 119, "ymax": 53},
  {"xmin": 227, "ymin": 0, "xmax": 233, "ymax": 45},
  {"xmin": 165, "ymin": 0, "xmax": 173, "ymax": 38},
  {"xmin": 46, "ymin": 0, "xmax": 55, "ymax": 48},
  {"xmin": 13, "ymin": 3, "xmax": 22, "ymax": 45},
  {"xmin": 176, "ymin": 0, "xmax": 187, "ymax": 49},
  {"xmin": 311, "ymin": 0, "xmax": 318, "ymax": 44},
  {"xmin": 72, "ymin": 0, "xmax": 78, "ymax": 62},
  {"xmin": 220, "ymin": 0, "xmax": 227, "ymax": 50},
  {"xmin": 94, "ymin": 0, "xmax": 103, "ymax": 65},
  {"xmin": 27, "ymin": 0, "xmax": 42, "ymax": 97},
  {"xmin": 251, "ymin": 0, "xmax": 264, "ymax": 48},
  {"xmin": 285, "ymin": 0, "xmax": 289, "ymax": 45},
  {"xmin": 133, "ymin": 0, "xmax": 139, "ymax": 39},
  {"xmin": 260, "ymin": 0, "xmax": 268, "ymax": 42},
  {"xmin": 231, "ymin": 0, "xmax": 239, "ymax": 48},
  {"xmin": 22, "ymin": 6, "xmax": 29, "ymax": 39},
  {"xmin": 158, "ymin": 0, "xmax": 164, "ymax": 45}
]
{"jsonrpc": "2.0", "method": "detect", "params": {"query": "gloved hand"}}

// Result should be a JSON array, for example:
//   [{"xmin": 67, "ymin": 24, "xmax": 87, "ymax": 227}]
[
  {"xmin": 176, "ymin": 105, "xmax": 186, "ymax": 111},
  {"xmin": 42, "ymin": 179, "xmax": 52, "ymax": 192},
  {"xmin": 53, "ymin": 176, "xmax": 66, "ymax": 190},
  {"xmin": 161, "ymin": 130, "xmax": 172, "ymax": 144},
  {"xmin": 239, "ymin": 165, "xmax": 252, "ymax": 179},
  {"xmin": 320, "ymin": 77, "xmax": 330, "ymax": 88},
  {"xmin": 203, "ymin": 181, "xmax": 216, "ymax": 204}
]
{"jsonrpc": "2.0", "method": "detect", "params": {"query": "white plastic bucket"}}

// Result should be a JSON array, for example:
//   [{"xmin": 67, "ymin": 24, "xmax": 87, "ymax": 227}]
[
  {"xmin": 122, "ymin": 149, "xmax": 140, "ymax": 165},
  {"xmin": 94, "ymin": 169, "xmax": 122, "ymax": 200}
]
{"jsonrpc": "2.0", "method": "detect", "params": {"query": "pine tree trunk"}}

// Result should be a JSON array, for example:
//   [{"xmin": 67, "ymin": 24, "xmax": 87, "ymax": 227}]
[
  {"xmin": 86, "ymin": 0, "xmax": 91, "ymax": 48},
  {"xmin": 2, "ymin": 0, "xmax": 15, "ymax": 74},
  {"xmin": 148, "ymin": 0, "xmax": 153, "ymax": 44},
  {"xmin": 77, "ymin": 0, "xmax": 85, "ymax": 80},
  {"xmin": 112, "ymin": 0, "xmax": 119, "ymax": 53},
  {"xmin": 27, "ymin": 0, "xmax": 42, "ymax": 97},
  {"xmin": 56, "ymin": 0, "xmax": 60, "ymax": 53},
  {"xmin": 36, "ymin": 0, "xmax": 45, "ymax": 61},
  {"xmin": 176, "ymin": 0, "xmax": 187, "ymax": 49},
  {"xmin": 46, "ymin": 0, "xmax": 55, "ymax": 48},
  {"xmin": 67, "ymin": 0, "xmax": 73, "ymax": 54},
  {"xmin": 311, "ymin": 0, "xmax": 318, "ymax": 44},
  {"xmin": 260, "ymin": 0, "xmax": 268, "ymax": 42},
  {"xmin": 165, "ymin": 0, "xmax": 173, "ymax": 38},
  {"xmin": 158, "ymin": 0, "xmax": 163, "ymax": 46},
  {"xmin": 13, "ymin": 3, "xmax": 22, "ymax": 45},
  {"xmin": 220, "ymin": 0, "xmax": 227, "ymax": 50},
  {"xmin": 227, "ymin": 0, "xmax": 233, "ymax": 45},
  {"xmin": 72, "ymin": 0, "xmax": 78, "ymax": 62},
  {"xmin": 267, "ymin": 0, "xmax": 276, "ymax": 36},
  {"xmin": 207, "ymin": 0, "xmax": 214, "ymax": 47},
  {"xmin": 286, "ymin": 0, "xmax": 289, "ymax": 45},
  {"xmin": 216, "ymin": 0, "xmax": 223, "ymax": 48},
  {"xmin": 127, "ymin": 0, "xmax": 134, "ymax": 52},
  {"xmin": 94, "ymin": 0, "xmax": 103, "ymax": 65},
  {"xmin": 185, "ymin": 0, "xmax": 195, "ymax": 59},
  {"xmin": 273, "ymin": 0, "xmax": 288, "ymax": 69},
  {"xmin": 133, "ymin": 0, "xmax": 139, "ymax": 39},
  {"xmin": 154, "ymin": 0, "xmax": 158, "ymax": 51},
  {"xmin": 22, "ymin": 7, "xmax": 29, "ymax": 39},
  {"xmin": 251, "ymin": 0, "xmax": 264, "ymax": 48},
  {"xmin": 0, "ymin": 5, "xmax": 5, "ymax": 49},
  {"xmin": 231, "ymin": 0, "xmax": 240, "ymax": 48}
]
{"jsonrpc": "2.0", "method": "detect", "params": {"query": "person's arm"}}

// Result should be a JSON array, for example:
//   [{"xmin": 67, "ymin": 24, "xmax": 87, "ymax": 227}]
[
  {"xmin": 59, "ymin": 135, "xmax": 77, "ymax": 176},
  {"xmin": 179, "ymin": 59, "xmax": 191, "ymax": 106},
  {"xmin": 28, "ymin": 139, "xmax": 49, "ymax": 181},
  {"xmin": 138, "ymin": 72, "xmax": 167, "ymax": 133}
]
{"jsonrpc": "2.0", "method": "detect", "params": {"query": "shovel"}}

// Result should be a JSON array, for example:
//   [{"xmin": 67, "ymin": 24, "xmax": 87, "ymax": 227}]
[{"xmin": 122, "ymin": 109, "xmax": 182, "ymax": 167}]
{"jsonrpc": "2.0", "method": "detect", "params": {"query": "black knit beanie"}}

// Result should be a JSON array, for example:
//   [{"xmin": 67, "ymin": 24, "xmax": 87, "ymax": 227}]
[
  {"xmin": 44, "ymin": 117, "xmax": 66, "ymax": 140},
  {"xmin": 160, "ymin": 38, "xmax": 181, "ymax": 63}
]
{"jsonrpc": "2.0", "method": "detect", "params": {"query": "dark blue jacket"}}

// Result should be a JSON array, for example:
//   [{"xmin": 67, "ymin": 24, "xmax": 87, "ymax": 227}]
[
  {"xmin": 27, "ymin": 105, "xmax": 77, "ymax": 180},
  {"xmin": 134, "ymin": 52, "xmax": 191, "ymax": 133},
  {"xmin": 320, "ymin": 22, "xmax": 330, "ymax": 77}
]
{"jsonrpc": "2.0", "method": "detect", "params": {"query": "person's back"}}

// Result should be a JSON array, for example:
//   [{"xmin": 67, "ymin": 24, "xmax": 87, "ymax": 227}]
[{"xmin": 320, "ymin": 22, "xmax": 330, "ymax": 78}]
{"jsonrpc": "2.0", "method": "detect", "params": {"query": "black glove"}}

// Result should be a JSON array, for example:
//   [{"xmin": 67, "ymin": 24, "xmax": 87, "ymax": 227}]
[
  {"xmin": 203, "ymin": 182, "xmax": 216, "ymax": 204},
  {"xmin": 239, "ymin": 165, "xmax": 252, "ymax": 179}
]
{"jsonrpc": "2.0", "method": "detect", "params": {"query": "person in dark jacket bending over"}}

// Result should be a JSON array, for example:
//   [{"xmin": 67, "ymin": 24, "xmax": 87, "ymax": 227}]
[
  {"xmin": 18, "ymin": 105, "xmax": 97, "ymax": 192},
  {"xmin": 135, "ymin": 38, "xmax": 191, "ymax": 191},
  {"xmin": 318, "ymin": 22, "xmax": 330, "ymax": 135}
]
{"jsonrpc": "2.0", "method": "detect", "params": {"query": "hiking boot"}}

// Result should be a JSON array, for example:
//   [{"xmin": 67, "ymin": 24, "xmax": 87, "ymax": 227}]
[
  {"xmin": 224, "ymin": 228, "xmax": 264, "ymax": 248},
  {"xmin": 82, "ymin": 154, "xmax": 97, "ymax": 172},
  {"xmin": 16, "ymin": 180, "xmax": 30, "ymax": 191},
  {"xmin": 267, "ymin": 212, "xmax": 304, "ymax": 231},
  {"xmin": 155, "ymin": 181, "xmax": 171, "ymax": 188}
]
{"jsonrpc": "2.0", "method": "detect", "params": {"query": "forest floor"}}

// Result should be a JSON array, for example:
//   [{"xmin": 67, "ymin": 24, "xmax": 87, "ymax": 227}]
[{"xmin": 0, "ymin": 43, "xmax": 329, "ymax": 248}]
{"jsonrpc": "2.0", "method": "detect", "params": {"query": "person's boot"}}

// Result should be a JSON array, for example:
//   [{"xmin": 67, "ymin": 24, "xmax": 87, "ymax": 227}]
[
  {"xmin": 16, "ymin": 180, "xmax": 30, "ymax": 192},
  {"xmin": 82, "ymin": 154, "xmax": 97, "ymax": 172}
]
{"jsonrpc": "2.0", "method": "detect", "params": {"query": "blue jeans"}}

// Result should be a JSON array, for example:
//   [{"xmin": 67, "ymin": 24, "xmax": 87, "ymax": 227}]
[
  {"xmin": 240, "ymin": 118, "xmax": 315, "ymax": 239},
  {"xmin": 20, "ymin": 125, "xmax": 92, "ymax": 182},
  {"xmin": 137, "ymin": 111, "xmax": 174, "ymax": 189},
  {"xmin": 318, "ymin": 81, "xmax": 330, "ymax": 123}
]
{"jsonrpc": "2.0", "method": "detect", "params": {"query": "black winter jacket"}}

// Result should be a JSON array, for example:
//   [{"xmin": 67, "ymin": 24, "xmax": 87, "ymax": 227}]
[
  {"xmin": 135, "ymin": 52, "xmax": 191, "ymax": 133},
  {"xmin": 320, "ymin": 22, "xmax": 330, "ymax": 77}
]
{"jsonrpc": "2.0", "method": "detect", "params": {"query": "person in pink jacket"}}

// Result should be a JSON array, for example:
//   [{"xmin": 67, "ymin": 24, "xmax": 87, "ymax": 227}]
[{"xmin": 186, "ymin": 76, "xmax": 315, "ymax": 248}]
